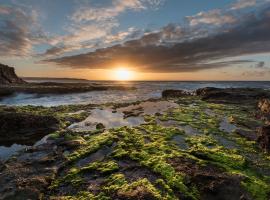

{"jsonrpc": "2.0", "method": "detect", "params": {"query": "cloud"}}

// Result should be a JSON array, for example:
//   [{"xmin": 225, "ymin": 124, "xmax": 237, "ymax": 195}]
[
  {"xmin": 71, "ymin": 0, "xmax": 165, "ymax": 22},
  {"xmin": 0, "ymin": 5, "xmax": 46, "ymax": 57},
  {"xmin": 71, "ymin": 0, "xmax": 145, "ymax": 23},
  {"xmin": 242, "ymin": 61, "xmax": 270, "ymax": 77},
  {"xmin": 40, "ymin": 0, "xmax": 163, "ymax": 58},
  {"xmin": 187, "ymin": 9, "xmax": 236, "ymax": 26},
  {"xmin": 231, "ymin": 0, "xmax": 257, "ymax": 10},
  {"xmin": 46, "ymin": 5, "xmax": 270, "ymax": 73},
  {"xmin": 254, "ymin": 61, "xmax": 265, "ymax": 68}
]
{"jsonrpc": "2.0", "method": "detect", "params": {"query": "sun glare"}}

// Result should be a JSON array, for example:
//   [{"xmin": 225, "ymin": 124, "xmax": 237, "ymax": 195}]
[{"xmin": 114, "ymin": 68, "xmax": 133, "ymax": 80}]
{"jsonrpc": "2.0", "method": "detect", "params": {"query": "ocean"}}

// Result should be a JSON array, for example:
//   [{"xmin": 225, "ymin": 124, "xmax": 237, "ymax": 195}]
[{"xmin": 1, "ymin": 80, "xmax": 270, "ymax": 106}]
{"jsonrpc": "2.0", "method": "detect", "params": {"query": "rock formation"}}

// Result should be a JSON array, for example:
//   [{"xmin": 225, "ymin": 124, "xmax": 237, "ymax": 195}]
[{"xmin": 0, "ymin": 63, "xmax": 25, "ymax": 84}]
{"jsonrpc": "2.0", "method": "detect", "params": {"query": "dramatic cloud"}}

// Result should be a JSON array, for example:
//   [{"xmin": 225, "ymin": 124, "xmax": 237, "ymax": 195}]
[
  {"xmin": 46, "ymin": 5, "xmax": 270, "ymax": 72},
  {"xmin": 39, "ymin": 0, "xmax": 165, "ymax": 58},
  {"xmin": 0, "ymin": 5, "xmax": 46, "ymax": 57}
]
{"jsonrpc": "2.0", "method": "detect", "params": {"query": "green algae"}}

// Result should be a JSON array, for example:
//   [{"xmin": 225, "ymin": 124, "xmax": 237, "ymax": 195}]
[{"xmin": 46, "ymin": 96, "xmax": 270, "ymax": 200}]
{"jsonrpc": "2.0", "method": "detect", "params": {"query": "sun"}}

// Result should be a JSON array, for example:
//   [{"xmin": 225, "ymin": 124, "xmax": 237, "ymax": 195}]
[{"xmin": 114, "ymin": 68, "xmax": 133, "ymax": 81}]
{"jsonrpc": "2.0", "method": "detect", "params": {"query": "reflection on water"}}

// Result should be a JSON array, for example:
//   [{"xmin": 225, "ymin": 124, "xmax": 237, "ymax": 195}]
[
  {"xmin": 69, "ymin": 108, "xmax": 145, "ymax": 132},
  {"xmin": 219, "ymin": 117, "xmax": 237, "ymax": 133},
  {"xmin": 0, "ymin": 134, "xmax": 51, "ymax": 162},
  {"xmin": 171, "ymin": 135, "xmax": 189, "ymax": 150},
  {"xmin": 118, "ymin": 100, "xmax": 178, "ymax": 115},
  {"xmin": 69, "ymin": 101, "xmax": 179, "ymax": 132},
  {"xmin": 0, "ymin": 144, "xmax": 28, "ymax": 161}
]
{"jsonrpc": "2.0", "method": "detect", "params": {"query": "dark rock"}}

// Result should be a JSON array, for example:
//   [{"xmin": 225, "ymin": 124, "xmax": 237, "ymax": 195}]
[
  {"xmin": 96, "ymin": 123, "xmax": 105, "ymax": 130},
  {"xmin": 0, "ymin": 82, "xmax": 135, "ymax": 99},
  {"xmin": 0, "ymin": 112, "xmax": 59, "ymax": 146},
  {"xmin": 0, "ymin": 144, "xmax": 63, "ymax": 200},
  {"xmin": 162, "ymin": 89, "xmax": 191, "ymax": 98},
  {"xmin": 0, "ymin": 63, "xmax": 25, "ymax": 84},
  {"xmin": 168, "ymin": 157, "xmax": 251, "ymax": 200},
  {"xmin": 60, "ymin": 139, "xmax": 85, "ymax": 148},
  {"xmin": 257, "ymin": 125, "xmax": 270, "ymax": 152},
  {"xmin": 195, "ymin": 87, "xmax": 219, "ymax": 96},
  {"xmin": 196, "ymin": 87, "xmax": 270, "ymax": 104},
  {"xmin": 235, "ymin": 129, "xmax": 257, "ymax": 141}
]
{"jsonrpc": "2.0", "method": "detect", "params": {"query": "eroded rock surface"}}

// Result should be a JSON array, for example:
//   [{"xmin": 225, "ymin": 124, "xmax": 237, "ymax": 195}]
[{"xmin": 0, "ymin": 112, "xmax": 59, "ymax": 145}]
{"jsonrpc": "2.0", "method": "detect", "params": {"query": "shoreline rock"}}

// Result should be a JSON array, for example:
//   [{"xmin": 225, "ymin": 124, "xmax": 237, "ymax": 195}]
[
  {"xmin": 196, "ymin": 87, "xmax": 270, "ymax": 104},
  {"xmin": 0, "ymin": 112, "xmax": 59, "ymax": 146},
  {"xmin": 162, "ymin": 89, "xmax": 192, "ymax": 98},
  {"xmin": 0, "ymin": 63, "xmax": 25, "ymax": 84}
]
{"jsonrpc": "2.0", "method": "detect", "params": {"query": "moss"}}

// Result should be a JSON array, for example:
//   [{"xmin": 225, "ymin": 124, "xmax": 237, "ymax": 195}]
[
  {"xmin": 45, "ymin": 96, "xmax": 270, "ymax": 199},
  {"xmin": 67, "ymin": 131, "xmax": 116, "ymax": 162},
  {"xmin": 50, "ymin": 192, "xmax": 110, "ymax": 200}
]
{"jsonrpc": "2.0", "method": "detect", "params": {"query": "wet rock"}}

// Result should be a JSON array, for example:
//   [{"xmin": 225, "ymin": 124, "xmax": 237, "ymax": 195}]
[
  {"xmin": 0, "ymin": 144, "xmax": 63, "ymax": 200},
  {"xmin": 235, "ymin": 129, "xmax": 257, "ymax": 141},
  {"xmin": 196, "ymin": 87, "xmax": 270, "ymax": 104},
  {"xmin": 162, "ymin": 89, "xmax": 191, "ymax": 98},
  {"xmin": 118, "ymin": 159, "xmax": 160, "ymax": 183},
  {"xmin": 96, "ymin": 123, "xmax": 105, "ymax": 130},
  {"xmin": 168, "ymin": 157, "xmax": 251, "ymax": 200},
  {"xmin": 60, "ymin": 139, "xmax": 85, "ymax": 148},
  {"xmin": 257, "ymin": 125, "xmax": 270, "ymax": 152},
  {"xmin": 0, "ymin": 112, "xmax": 59, "ymax": 146}
]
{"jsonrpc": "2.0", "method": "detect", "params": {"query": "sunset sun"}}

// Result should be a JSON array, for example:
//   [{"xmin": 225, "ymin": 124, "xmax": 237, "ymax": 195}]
[{"xmin": 114, "ymin": 68, "xmax": 133, "ymax": 80}]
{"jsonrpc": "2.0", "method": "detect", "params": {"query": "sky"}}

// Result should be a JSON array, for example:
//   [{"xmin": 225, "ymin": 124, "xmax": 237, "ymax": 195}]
[{"xmin": 0, "ymin": 0, "xmax": 270, "ymax": 80}]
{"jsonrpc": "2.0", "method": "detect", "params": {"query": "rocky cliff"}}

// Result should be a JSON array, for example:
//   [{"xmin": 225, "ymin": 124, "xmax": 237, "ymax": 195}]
[{"xmin": 0, "ymin": 63, "xmax": 25, "ymax": 84}]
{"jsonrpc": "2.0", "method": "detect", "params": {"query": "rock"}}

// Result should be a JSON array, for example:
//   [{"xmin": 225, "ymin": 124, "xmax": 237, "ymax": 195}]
[
  {"xmin": 0, "ymin": 82, "xmax": 135, "ymax": 99},
  {"xmin": 96, "ymin": 123, "xmax": 105, "ymax": 130},
  {"xmin": 0, "ymin": 144, "xmax": 63, "ymax": 200},
  {"xmin": 195, "ymin": 87, "xmax": 219, "ymax": 96},
  {"xmin": 60, "ymin": 139, "xmax": 85, "ymax": 148},
  {"xmin": 257, "ymin": 125, "xmax": 270, "ymax": 152},
  {"xmin": 0, "ymin": 63, "xmax": 25, "ymax": 84},
  {"xmin": 196, "ymin": 87, "xmax": 270, "ymax": 104},
  {"xmin": 162, "ymin": 89, "xmax": 191, "ymax": 98},
  {"xmin": 258, "ymin": 98, "xmax": 270, "ymax": 114},
  {"xmin": 0, "ymin": 112, "xmax": 59, "ymax": 146},
  {"xmin": 168, "ymin": 157, "xmax": 251, "ymax": 200}
]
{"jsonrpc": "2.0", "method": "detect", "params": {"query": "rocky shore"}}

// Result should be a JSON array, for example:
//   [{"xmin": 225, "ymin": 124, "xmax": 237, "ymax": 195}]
[
  {"xmin": 0, "ymin": 63, "xmax": 134, "ymax": 100},
  {"xmin": 0, "ymin": 82, "xmax": 135, "ymax": 99},
  {"xmin": 0, "ymin": 87, "xmax": 270, "ymax": 200}
]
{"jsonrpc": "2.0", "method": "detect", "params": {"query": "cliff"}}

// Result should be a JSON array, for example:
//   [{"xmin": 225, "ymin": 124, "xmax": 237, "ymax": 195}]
[{"xmin": 0, "ymin": 63, "xmax": 25, "ymax": 84}]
